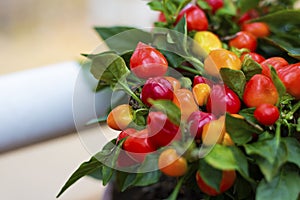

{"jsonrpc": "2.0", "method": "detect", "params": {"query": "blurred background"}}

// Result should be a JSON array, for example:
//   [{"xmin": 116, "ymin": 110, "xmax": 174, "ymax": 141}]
[
  {"xmin": 0, "ymin": 0, "xmax": 156, "ymax": 199},
  {"xmin": 0, "ymin": 0, "xmax": 299, "ymax": 200},
  {"xmin": 0, "ymin": 0, "xmax": 156, "ymax": 75}
]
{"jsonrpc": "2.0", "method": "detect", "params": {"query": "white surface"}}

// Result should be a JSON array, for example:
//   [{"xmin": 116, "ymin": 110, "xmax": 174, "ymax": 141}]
[
  {"xmin": 0, "ymin": 128, "xmax": 106, "ymax": 200},
  {"xmin": 0, "ymin": 61, "xmax": 113, "ymax": 152},
  {"xmin": 89, "ymin": 0, "xmax": 157, "ymax": 28}
]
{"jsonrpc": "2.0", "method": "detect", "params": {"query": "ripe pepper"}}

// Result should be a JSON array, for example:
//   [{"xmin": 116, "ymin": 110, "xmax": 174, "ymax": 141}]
[{"xmin": 277, "ymin": 63, "xmax": 300, "ymax": 99}]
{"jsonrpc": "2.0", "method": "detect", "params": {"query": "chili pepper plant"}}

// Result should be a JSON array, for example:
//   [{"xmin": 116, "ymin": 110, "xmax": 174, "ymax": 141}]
[{"xmin": 57, "ymin": 0, "xmax": 300, "ymax": 199}]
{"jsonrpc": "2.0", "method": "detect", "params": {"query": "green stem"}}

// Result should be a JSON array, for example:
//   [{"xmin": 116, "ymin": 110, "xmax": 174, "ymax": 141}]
[
  {"xmin": 166, "ymin": 177, "xmax": 184, "ymax": 200},
  {"xmin": 275, "ymin": 121, "xmax": 281, "ymax": 146},
  {"xmin": 177, "ymin": 65, "xmax": 202, "ymax": 75},
  {"xmin": 185, "ymin": 56, "xmax": 205, "ymax": 73},
  {"xmin": 118, "ymin": 81, "xmax": 144, "ymax": 106},
  {"xmin": 285, "ymin": 100, "xmax": 300, "ymax": 120}
]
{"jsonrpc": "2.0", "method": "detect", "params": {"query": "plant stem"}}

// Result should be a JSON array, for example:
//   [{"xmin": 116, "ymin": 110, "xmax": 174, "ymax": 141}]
[
  {"xmin": 118, "ymin": 81, "xmax": 144, "ymax": 106},
  {"xmin": 285, "ymin": 100, "xmax": 300, "ymax": 120},
  {"xmin": 166, "ymin": 177, "xmax": 184, "ymax": 200},
  {"xmin": 275, "ymin": 121, "xmax": 281, "ymax": 146},
  {"xmin": 178, "ymin": 65, "xmax": 202, "ymax": 75},
  {"xmin": 185, "ymin": 56, "xmax": 205, "ymax": 73}
]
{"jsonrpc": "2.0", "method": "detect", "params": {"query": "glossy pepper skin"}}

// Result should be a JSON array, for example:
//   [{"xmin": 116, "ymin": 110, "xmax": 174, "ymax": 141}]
[
  {"xmin": 141, "ymin": 77, "xmax": 174, "ymax": 106},
  {"xmin": 196, "ymin": 170, "xmax": 236, "ymax": 196},
  {"xmin": 254, "ymin": 103, "xmax": 280, "ymax": 126},
  {"xmin": 187, "ymin": 111, "xmax": 216, "ymax": 139},
  {"xmin": 123, "ymin": 129, "xmax": 156, "ymax": 163},
  {"xmin": 147, "ymin": 111, "xmax": 181, "ymax": 148},
  {"xmin": 241, "ymin": 22, "xmax": 270, "ymax": 38},
  {"xmin": 229, "ymin": 31, "xmax": 257, "ymax": 52},
  {"xmin": 243, "ymin": 74, "xmax": 279, "ymax": 107},
  {"xmin": 260, "ymin": 57, "xmax": 289, "ymax": 78},
  {"xmin": 240, "ymin": 52, "xmax": 265, "ymax": 63},
  {"xmin": 176, "ymin": 4, "xmax": 208, "ymax": 31},
  {"xmin": 206, "ymin": 85, "xmax": 241, "ymax": 116},
  {"xmin": 205, "ymin": 0, "xmax": 224, "ymax": 13},
  {"xmin": 130, "ymin": 42, "xmax": 168, "ymax": 79},
  {"xmin": 277, "ymin": 63, "xmax": 300, "ymax": 99}
]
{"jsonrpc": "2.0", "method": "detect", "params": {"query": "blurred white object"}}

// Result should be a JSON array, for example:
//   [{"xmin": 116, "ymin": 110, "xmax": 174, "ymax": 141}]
[
  {"xmin": 0, "ymin": 61, "xmax": 112, "ymax": 152},
  {"xmin": 88, "ymin": 0, "xmax": 158, "ymax": 28}
]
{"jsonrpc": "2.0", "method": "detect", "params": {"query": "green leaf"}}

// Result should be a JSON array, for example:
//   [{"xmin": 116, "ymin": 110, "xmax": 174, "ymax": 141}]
[
  {"xmin": 234, "ymin": 175, "xmax": 255, "ymax": 200},
  {"xmin": 56, "ymin": 157, "xmax": 102, "ymax": 197},
  {"xmin": 225, "ymin": 113, "xmax": 263, "ymax": 145},
  {"xmin": 252, "ymin": 10, "xmax": 300, "ymax": 32},
  {"xmin": 244, "ymin": 136, "xmax": 279, "ymax": 164},
  {"xmin": 215, "ymin": 0, "xmax": 237, "ymax": 16},
  {"xmin": 167, "ymin": 15, "xmax": 188, "ymax": 55},
  {"xmin": 87, "ymin": 168, "xmax": 103, "ymax": 180},
  {"xmin": 256, "ymin": 166, "xmax": 300, "ymax": 200},
  {"xmin": 196, "ymin": 0, "xmax": 211, "ymax": 10},
  {"xmin": 90, "ymin": 53, "xmax": 129, "ymax": 90},
  {"xmin": 101, "ymin": 165, "xmax": 115, "ymax": 186},
  {"xmin": 204, "ymin": 145, "xmax": 250, "ymax": 181},
  {"xmin": 198, "ymin": 159, "xmax": 223, "ymax": 192},
  {"xmin": 173, "ymin": 14, "xmax": 187, "ymax": 35},
  {"xmin": 241, "ymin": 55, "xmax": 263, "ymax": 81},
  {"xmin": 94, "ymin": 26, "xmax": 152, "ymax": 53},
  {"xmin": 238, "ymin": 107, "xmax": 257, "ymax": 123},
  {"xmin": 129, "ymin": 108, "xmax": 148, "ymax": 130},
  {"xmin": 120, "ymin": 153, "xmax": 161, "ymax": 191},
  {"xmin": 179, "ymin": 77, "xmax": 192, "ymax": 89},
  {"xmin": 282, "ymin": 137, "xmax": 300, "ymax": 168},
  {"xmin": 147, "ymin": 0, "xmax": 163, "ymax": 11},
  {"xmin": 57, "ymin": 140, "xmax": 118, "ymax": 197},
  {"xmin": 269, "ymin": 66, "xmax": 286, "ymax": 101},
  {"xmin": 165, "ymin": 1, "xmax": 177, "ymax": 14},
  {"xmin": 229, "ymin": 146, "xmax": 251, "ymax": 180},
  {"xmin": 253, "ymin": 10, "xmax": 300, "ymax": 59},
  {"xmin": 133, "ymin": 170, "xmax": 161, "ymax": 187},
  {"xmin": 237, "ymin": 0, "xmax": 259, "ymax": 14},
  {"xmin": 253, "ymin": 142, "xmax": 288, "ymax": 181},
  {"xmin": 204, "ymin": 145, "xmax": 238, "ymax": 170},
  {"xmin": 160, "ymin": 50, "xmax": 185, "ymax": 68},
  {"xmin": 297, "ymin": 117, "xmax": 300, "ymax": 132},
  {"xmin": 119, "ymin": 173, "xmax": 137, "ymax": 192},
  {"xmin": 149, "ymin": 99, "xmax": 181, "ymax": 126},
  {"xmin": 220, "ymin": 68, "xmax": 246, "ymax": 99}
]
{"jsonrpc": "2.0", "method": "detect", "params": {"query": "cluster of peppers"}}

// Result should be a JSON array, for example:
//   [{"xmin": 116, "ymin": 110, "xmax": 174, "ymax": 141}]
[
  {"xmin": 58, "ymin": 0, "xmax": 300, "ymax": 199},
  {"xmin": 104, "ymin": 0, "xmax": 300, "ymax": 197}
]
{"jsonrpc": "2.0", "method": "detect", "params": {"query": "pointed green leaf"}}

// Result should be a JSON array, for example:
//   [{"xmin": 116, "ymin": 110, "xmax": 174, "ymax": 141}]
[
  {"xmin": 56, "ymin": 157, "xmax": 102, "ymax": 197},
  {"xmin": 90, "ymin": 53, "xmax": 130, "ymax": 90},
  {"xmin": 244, "ymin": 136, "xmax": 279, "ymax": 164},
  {"xmin": 147, "ymin": 0, "xmax": 163, "ymax": 11},
  {"xmin": 241, "ymin": 55, "xmax": 263, "ymax": 81},
  {"xmin": 269, "ymin": 66, "xmax": 286, "ymax": 101},
  {"xmin": 198, "ymin": 159, "xmax": 223, "ymax": 192},
  {"xmin": 237, "ymin": 0, "xmax": 259, "ymax": 13},
  {"xmin": 94, "ymin": 27, "xmax": 152, "ymax": 53},
  {"xmin": 254, "ymin": 142, "xmax": 288, "ymax": 182},
  {"xmin": 256, "ymin": 166, "xmax": 300, "ymax": 200},
  {"xmin": 204, "ymin": 145, "xmax": 250, "ymax": 181},
  {"xmin": 282, "ymin": 137, "xmax": 300, "ymax": 168},
  {"xmin": 220, "ymin": 68, "xmax": 246, "ymax": 99},
  {"xmin": 149, "ymin": 99, "xmax": 181, "ymax": 126},
  {"xmin": 226, "ymin": 113, "xmax": 263, "ymax": 145}
]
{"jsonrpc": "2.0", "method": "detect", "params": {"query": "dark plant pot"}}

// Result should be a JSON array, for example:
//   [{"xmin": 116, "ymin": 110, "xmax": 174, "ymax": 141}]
[{"xmin": 102, "ymin": 175, "xmax": 203, "ymax": 200}]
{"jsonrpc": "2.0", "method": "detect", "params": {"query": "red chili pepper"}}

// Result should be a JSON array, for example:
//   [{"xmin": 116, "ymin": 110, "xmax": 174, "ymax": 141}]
[
  {"xmin": 277, "ymin": 63, "xmax": 300, "ymax": 99},
  {"xmin": 147, "ymin": 111, "xmax": 181, "ymax": 148}
]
